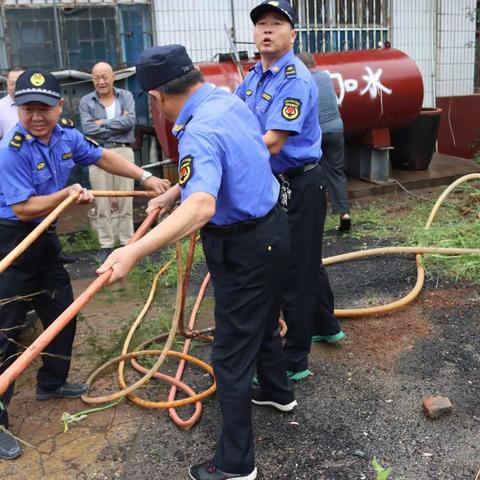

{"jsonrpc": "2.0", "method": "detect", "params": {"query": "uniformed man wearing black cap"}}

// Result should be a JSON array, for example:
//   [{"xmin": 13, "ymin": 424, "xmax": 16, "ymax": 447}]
[
  {"xmin": 0, "ymin": 69, "xmax": 170, "ymax": 460},
  {"xmin": 97, "ymin": 44, "xmax": 296, "ymax": 480},
  {"xmin": 237, "ymin": 0, "xmax": 345, "ymax": 383}
]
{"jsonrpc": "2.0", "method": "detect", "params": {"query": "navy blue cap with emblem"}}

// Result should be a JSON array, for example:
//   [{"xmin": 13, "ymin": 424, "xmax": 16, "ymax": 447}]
[
  {"xmin": 14, "ymin": 69, "xmax": 61, "ymax": 107},
  {"xmin": 250, "ymin": 0, "xmax": 296, "ymax": 27},
  {"xmin": 136, "ymin": 45, "xmax": 195, "ymax": 93}
]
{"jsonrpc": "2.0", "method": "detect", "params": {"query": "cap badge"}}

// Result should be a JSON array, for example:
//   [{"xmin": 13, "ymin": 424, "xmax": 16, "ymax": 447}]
[
  {"xmin": 268, "ymin": 1, "xmax": 279, "ymax": 6},
  {"xmin": 30, "ymin": 73, "xmax": 46, "ymax": 87}
]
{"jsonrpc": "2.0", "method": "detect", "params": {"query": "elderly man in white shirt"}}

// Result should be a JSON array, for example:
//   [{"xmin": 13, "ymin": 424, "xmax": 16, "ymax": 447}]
[{"xmin": 0, "ymin": 68, "xmax": 24, "ymax": 140}]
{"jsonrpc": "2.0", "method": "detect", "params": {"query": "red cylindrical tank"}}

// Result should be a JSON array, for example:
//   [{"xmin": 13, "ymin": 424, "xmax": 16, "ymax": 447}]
[{"xmin": 152, "ymin": 48, "xmax": 423, "ymax": 160}]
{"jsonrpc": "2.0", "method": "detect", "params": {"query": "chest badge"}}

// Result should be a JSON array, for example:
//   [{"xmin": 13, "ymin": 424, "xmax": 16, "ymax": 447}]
[
  {"xmin": 246, "ymin": 89, "xmax": 253, "ymax": 97},
  {"xmin": 282, "ymin": 98, "xmax": 302, "ymax": 121},
  {"xmin": 178, "ymin": 155, "xmax": 193, "ymax": 187},
  {"xmin": 37, "ymin": 162, "xmax": 46, "ymax": 170}
]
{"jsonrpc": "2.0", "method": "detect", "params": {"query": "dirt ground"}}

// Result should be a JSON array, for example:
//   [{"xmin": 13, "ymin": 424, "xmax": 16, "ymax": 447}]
[{"xmin": 0, "ymin": 200, "xmax": 479, "ymax": 479}]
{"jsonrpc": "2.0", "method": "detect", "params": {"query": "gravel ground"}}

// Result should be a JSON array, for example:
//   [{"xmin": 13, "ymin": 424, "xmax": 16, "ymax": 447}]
[{"xmin": 112, "ymin": 232, "xmax": 480, "ymax": 480}]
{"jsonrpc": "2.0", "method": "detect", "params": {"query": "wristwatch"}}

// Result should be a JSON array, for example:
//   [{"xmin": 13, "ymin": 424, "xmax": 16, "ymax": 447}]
[{"xmin": 139, "ymin": 170, "xmax": 153, "ymax": 185}]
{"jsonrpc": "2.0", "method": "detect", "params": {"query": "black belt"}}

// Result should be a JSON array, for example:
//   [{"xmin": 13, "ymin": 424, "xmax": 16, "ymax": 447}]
[
  {"xmin": 101, "ymin": 142, "xmax": 131, "ymax": 149},
  {"xmin": 0, "ymin": 219, "xmax": 56, "ymax": 234},
  {"xmin": 277, "ymin": 161, "xmax": 320, "ymax": 182},
  {"xmin": 202, "ymin": 206, "xmax": 276, "ymax": 236}
]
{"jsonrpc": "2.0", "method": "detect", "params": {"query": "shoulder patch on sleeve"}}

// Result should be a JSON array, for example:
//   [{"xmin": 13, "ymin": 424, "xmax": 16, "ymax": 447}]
[
  {"xmin": 85, "ymin": 136, "xmax": 100, "ymax": 147},
  {"xmin": 9, "ymin": 131, "xmax": 24, "ymax": 151},
  {"xmin": 281, "ymin": 98, "xmax": 302, "ymax": 121},
  {"xmin": 178, "ymin": 155, "xmax": 193, "ymax": 187},
  {"xmin": 285, "ymin": 64, "xmax": 297, "ymax": 79},
  {"xmin": 59, "ymin": 118, "xmax": 75, "ymax": 128}
]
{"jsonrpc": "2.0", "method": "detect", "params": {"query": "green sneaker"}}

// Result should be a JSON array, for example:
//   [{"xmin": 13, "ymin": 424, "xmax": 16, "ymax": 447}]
[
  {"xmin": 287, "ymin": 369, "xmax": 312, "ymax": 381},
  {"xmin": 312, "ymin": 331, "xmax": 346, "ymax": 344}
]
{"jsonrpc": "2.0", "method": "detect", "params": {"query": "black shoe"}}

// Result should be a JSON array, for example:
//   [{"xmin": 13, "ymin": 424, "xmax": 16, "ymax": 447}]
[
  {"xmin": 36, "ymin": 382, "xmax": 89, "ymax": 401},
  {"xmin": 338, "ymin": 214, "xmax": 351, "ymax": 233},
  {"xmin": 93, "ymin": 248, "xmax": 112, "ymax": 264},
  {"xmin": 251, "ymin": 387, "xmax": 297, "ymax": 412},
  {"xmin": 189, "ymin": 460, "xmax": 257, "ymax": 480},
  {"xmin": 0, "ymin": 430, "xmax": 22, "ymax": 460}
]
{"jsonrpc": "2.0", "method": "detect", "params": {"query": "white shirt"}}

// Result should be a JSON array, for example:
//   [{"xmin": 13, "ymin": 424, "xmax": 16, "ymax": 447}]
[
  {"xmin": 105, "ymin": 100, "xmax": 117, "ymax": 120},
  {"xmin": 0, "ymin": 94, "xmax": 19, "ymax": 140}
]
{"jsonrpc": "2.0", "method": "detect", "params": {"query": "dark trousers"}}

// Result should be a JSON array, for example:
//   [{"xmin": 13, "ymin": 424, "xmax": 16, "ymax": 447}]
[
  {"xmin": 320, "ymin": 131, "xmax": 350, "ymax": 215},
  {"xmin": 0, "ymin": 224, "xmax": 76, "ymax": 427},
  {"xmin": 202, "ymin": 206, "xmax": 294, "ymax": 475},
  {"xmin": 282, "ymin": 165, "xmax": 341, "ymax": 372}
]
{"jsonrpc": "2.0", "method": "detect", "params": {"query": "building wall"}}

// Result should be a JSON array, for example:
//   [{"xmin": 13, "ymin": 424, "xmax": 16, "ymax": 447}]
[
  {"xmin": 391, "ymin": 0, "xmax": 437, "ymax": 107},
  {"xmin": 153, "ymin": 0, "xmax": 258, "ymax": 63},
  {"xmin": 435, "ymin": 0, "xmax": 477, "ymax": 97},
  {"xmin": 391, "ymin": 0, "xmax": 477, "ymax": 107}
]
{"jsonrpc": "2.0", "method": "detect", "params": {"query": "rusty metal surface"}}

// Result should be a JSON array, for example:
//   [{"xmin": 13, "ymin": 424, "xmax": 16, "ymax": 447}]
[{"xmin": 153, "ymin": 48, "xmax": 423, "ymax": 161}]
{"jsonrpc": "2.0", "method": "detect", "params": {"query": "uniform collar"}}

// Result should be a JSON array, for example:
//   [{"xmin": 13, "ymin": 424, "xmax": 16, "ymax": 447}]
[
  {"xmin": 254, "ymin": 49, "xmax": 295, "ymax": 76},
  {"xmin": 172, "ymin": 83, "xmax": 215, "ymax": 138}
]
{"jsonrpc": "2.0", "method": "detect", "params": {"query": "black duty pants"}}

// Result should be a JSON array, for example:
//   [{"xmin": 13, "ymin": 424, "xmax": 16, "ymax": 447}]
[
  {"xmin": 282, "ymin": 165, "xmax": 341, "ymax": 372},
  {"xmin": 201, "ymin": 206, "xmax": 294, "ymax": 475},
  {"xmin": 0, "ymin": 224, "xmax": 76, "ymax": 427}
]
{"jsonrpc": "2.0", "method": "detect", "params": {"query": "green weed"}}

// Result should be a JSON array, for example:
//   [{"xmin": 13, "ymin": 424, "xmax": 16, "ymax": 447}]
[
  {"xmin": 59, "ymin": 229, "xmax": 100, "ymax": 252},
  {"xmin": 372, "ymin": 457, "xmax": 392, "ymax": 480}
]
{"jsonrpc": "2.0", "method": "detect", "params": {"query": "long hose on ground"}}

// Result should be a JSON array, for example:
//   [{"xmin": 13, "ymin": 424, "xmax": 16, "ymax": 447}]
[{"xmin": 0, "ymin": 174, "xmax": 479, "ymax": 430}]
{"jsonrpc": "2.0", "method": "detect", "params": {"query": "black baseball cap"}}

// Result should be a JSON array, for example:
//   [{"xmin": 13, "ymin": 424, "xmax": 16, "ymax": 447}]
[
  {"xmin": 250, "ymin": 0, "xmax": 296, "ymax": 27},
  {"xmin": 14, "ymin": 69, "xmax": 61, "ymax": 107},
  {"xmin": 136, "ymin": 45, "xmax": 195, "ymax": 93}
]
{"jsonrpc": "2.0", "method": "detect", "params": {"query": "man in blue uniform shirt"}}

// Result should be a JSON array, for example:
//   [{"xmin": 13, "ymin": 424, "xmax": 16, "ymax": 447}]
[
  {"xmin": 0, "ymin": 69, "xmax": 169, "ymax": 460},
  {"xmin": 237, "ymin": 0, "xmax": 345, "ymax": 381},
  {"xmin": 97, "ymin": 45, "xmax": 295, "ymax": 480}
]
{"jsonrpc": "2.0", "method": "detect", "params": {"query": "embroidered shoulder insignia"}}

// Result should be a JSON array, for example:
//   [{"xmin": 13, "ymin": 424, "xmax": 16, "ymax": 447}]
[
  {"xmin": 59, "ymin": 118, "xmax": 75, "ymax": 128},
  {"xmin": 262, "ymin": 92, "xmax": 272, "ymax": 102},
  {"xmin": 9, "ymin": 131, "xmax": 24, "ymax": 150},
  {"xmin": 178, "ymin": 155, "xmax": 193, "ymax": 187},
  {"xmin": 62, "ymin": 152, "xmax": 73, "ymax": 160},
  {"xmin": 281, "ymin": 98, "xmax": 302, "ymax": 121},
  {"xmin": 85, "ymin": 136, "xmax": 100, "ymax": 147},
  {"xmin": 285, "ymin": 64, "xmax": 297, "ymax": 79}
]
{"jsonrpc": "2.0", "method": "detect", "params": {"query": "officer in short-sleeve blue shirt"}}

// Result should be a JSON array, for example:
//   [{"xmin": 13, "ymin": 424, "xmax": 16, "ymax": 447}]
[
  {"xmin": 237, "ymin": 0, "xmax": 344, "ymax": 382},
  {"xmin": 0, "ymin": 68, "xmax": 169, "ymax": 461},
  {"xmin": 99, "ymin": 45, "xmax": 296, "ymax": 480},
  {"xmin": 0, "ymin": 122, "xmax": 102, "ymax": 222},
  {"xmin": 237, "ymin": 48, "xmax": 322, "ymax": 174}
]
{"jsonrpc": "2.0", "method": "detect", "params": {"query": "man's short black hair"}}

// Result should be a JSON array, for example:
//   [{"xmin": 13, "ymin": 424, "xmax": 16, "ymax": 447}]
[{"xmin": 155, "ymin": 69, "xmax": 205, "ymax": 95}]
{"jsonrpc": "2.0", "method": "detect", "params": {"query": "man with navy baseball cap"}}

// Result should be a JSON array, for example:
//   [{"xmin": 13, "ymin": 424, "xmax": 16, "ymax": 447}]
[
  {"xmin": 98, "ymin": 44, "xmax": 296, "ymax": 480},
  {"xmin": 237, "ymin": 1, "xmax": 345, "ymax": 386},
  {"xmin": 250, "ymin": 0, "xmax": 296, "ymax": 27},
  {"xmin": 0, "ymin": 68, "xmax": 169, "ymax": 460}
]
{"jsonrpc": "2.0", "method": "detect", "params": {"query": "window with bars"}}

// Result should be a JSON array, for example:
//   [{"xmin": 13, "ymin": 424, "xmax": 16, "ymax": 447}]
[
  {"xmin": 291, "ymin": 0, "xmax": 390, "ymax": 52},
  {"xmin": 2, "ymin": 4, "xmax": 152, "ymax": 71}
]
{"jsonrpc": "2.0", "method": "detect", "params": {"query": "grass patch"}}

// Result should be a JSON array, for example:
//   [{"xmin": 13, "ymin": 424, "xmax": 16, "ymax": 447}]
[
  {"xmin": 325, "ymin": 186, "xmax": 480, "ymax": 283},
  {"xmin": 59, "ymin": 228, "xmax": 100, "ymax": 252}
]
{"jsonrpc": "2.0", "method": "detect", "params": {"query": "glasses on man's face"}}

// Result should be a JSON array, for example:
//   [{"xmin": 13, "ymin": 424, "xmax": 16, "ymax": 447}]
[{"xmin": 92, "ymin": 75, "xmax": 111, "ymax": 82}]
